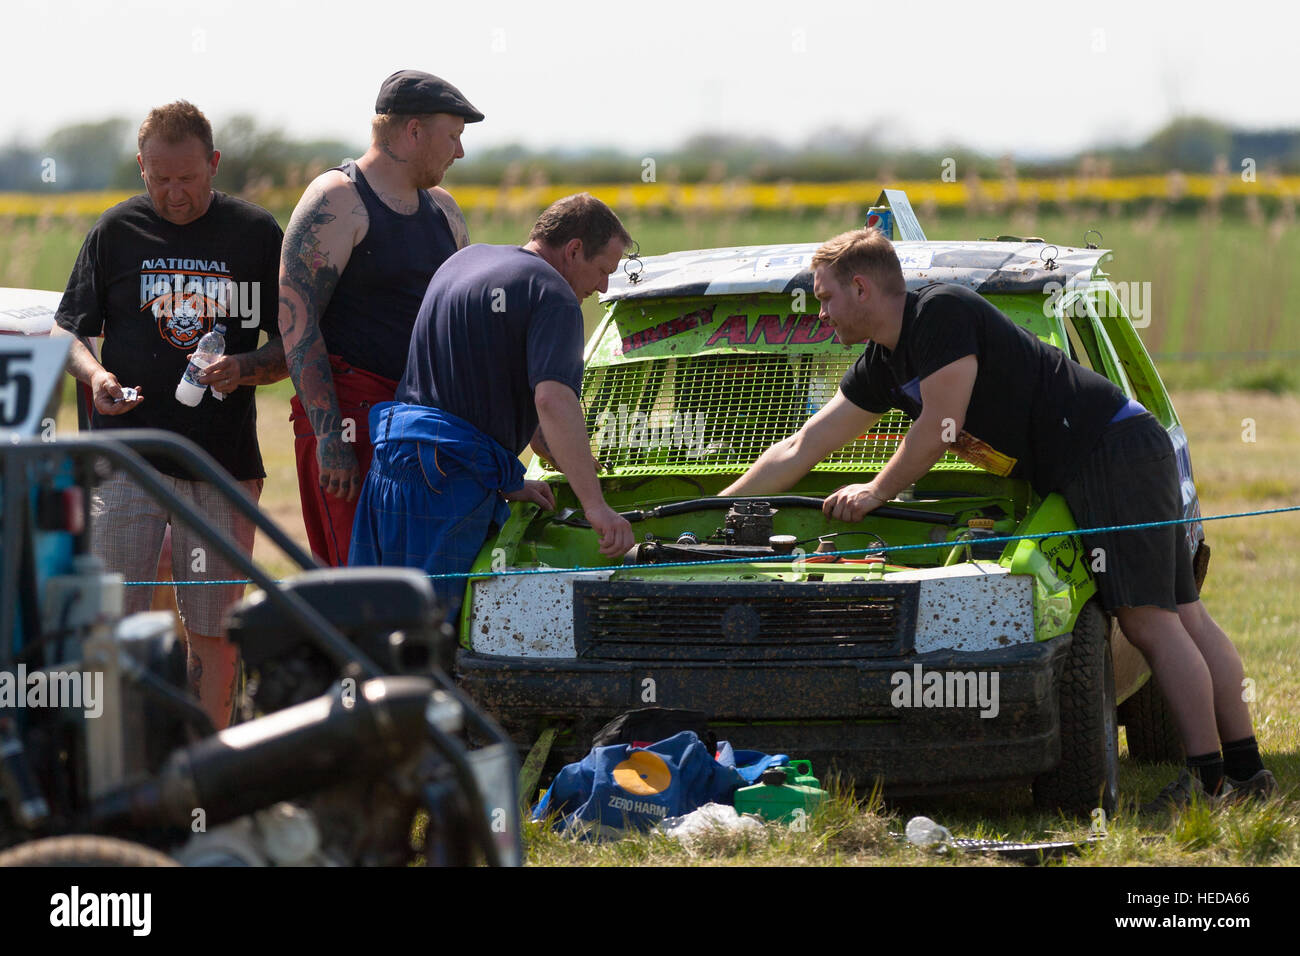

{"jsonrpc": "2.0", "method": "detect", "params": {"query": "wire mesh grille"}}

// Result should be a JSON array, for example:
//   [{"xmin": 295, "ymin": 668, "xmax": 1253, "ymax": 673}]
[{"xmin": 572, "ymin": 354, "xmax": 980, "ymax": 476}]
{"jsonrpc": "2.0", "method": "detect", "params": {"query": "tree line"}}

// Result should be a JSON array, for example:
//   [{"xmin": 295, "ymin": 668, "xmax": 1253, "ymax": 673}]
[{"xmin": 2, "ymin": 115, "xmax": 1297, "ymax": 193}]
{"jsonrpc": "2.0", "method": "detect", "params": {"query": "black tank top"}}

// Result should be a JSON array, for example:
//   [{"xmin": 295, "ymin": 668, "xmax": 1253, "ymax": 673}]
[{"xmin": 319, "ymin": 160, "xmax": 459, "ymax": 381}]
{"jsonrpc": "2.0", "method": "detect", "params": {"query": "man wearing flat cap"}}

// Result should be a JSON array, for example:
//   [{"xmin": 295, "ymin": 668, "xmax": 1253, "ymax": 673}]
[{"xmin": 278, "ymin": 70, "xmax": 483, "ymax": 565}]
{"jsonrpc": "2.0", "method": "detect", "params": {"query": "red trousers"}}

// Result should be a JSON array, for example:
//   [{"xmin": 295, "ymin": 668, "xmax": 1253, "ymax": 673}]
[{"xmin": 290, "ymin": 356, "xmax": 398, "ymax": 566}]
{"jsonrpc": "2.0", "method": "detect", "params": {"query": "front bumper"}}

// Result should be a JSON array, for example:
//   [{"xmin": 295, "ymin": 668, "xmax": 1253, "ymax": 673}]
[{"xmin": 457, "ymin": 635, "xmax": 1072, "ymax": 795}]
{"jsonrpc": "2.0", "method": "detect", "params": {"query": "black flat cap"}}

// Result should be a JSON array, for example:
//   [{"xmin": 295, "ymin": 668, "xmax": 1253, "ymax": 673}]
[{"xmin": 375, "ymin": 70, "xmax": 484, "ymax": 122}]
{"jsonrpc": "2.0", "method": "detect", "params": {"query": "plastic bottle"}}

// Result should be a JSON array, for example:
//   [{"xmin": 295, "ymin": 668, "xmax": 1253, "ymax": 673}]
[
  {"xmin": 175, "ymin": 323, "xmax": 227, "ymax": 406},
  {"xmin": 905, "ymin": 815, "xmax": 953, "ymax": 849}
]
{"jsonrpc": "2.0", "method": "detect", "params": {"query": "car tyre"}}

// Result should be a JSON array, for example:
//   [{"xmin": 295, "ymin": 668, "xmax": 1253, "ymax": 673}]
[
  {"xmin": 1032, "ymin": 600, "xmax": 1119, "ymax": 816},
  {"xmin": 0, "ymin": 835, "xmax": 178, "ymax": 867},
  {"xmin": 1119, "ymin": 677, "xmax": 1184, "ymax": 764}
]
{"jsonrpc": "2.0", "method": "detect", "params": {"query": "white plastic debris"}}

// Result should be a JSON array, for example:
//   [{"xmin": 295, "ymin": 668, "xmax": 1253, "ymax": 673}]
[
  {"xmin": 661, "ymin": 803, "xmax": 765, "ymax": 844},
  {"xmin": 905, "ymin": 815, "xmax": 953, "ymax": 851}
]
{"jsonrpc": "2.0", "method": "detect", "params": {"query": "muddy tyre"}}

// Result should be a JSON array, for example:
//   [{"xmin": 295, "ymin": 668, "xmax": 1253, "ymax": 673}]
[
  {"xmin": 0, "ymin": 835, "xmax": 178, "ymax": 867},
  {"xmin": 1120, "ymin": 677, "xmax": 1184, "ymax": 764},
  {"xmin": 1033, "ymin": 601, "xmax": 1118, "ymax": 816}
]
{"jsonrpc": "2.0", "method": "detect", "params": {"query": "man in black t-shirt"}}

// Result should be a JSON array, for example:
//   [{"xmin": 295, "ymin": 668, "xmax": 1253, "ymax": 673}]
[
  {"xmin": 51, "ymin": 101, "xmax": 285, "ymax": 729},
  {"xmin": 722, "ymin": 227, "xmax": 1275, "ymax": 808}
]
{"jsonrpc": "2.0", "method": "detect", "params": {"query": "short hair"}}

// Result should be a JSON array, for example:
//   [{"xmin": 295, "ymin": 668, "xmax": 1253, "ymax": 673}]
[
  {"xmin": 529, "ymin": 193, "xmax": 632, "ymax": 259},
  {"xmin": 138, "ymin": 100, "xmax": 214, "ymax": 157},
  {"xmin": 371, "ymin": 112, "xmax": 433, "ymax": 144},
  {"xmin": 810, "ymin": 227, "xmax": 906, "ymax": 296}
]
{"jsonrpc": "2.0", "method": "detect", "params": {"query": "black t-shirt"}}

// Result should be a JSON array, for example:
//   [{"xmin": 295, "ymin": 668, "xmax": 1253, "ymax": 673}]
[
  {"xmin": 55, "ymin": 192, "xmax": 283, "ymax": 480},
  {"xmin": 839, "ymin": 283, "xmax": 1126, "ymax": 496},
  {"xmin": 396, "ymin": 244, "xmax": 586, "ymax": 456}
]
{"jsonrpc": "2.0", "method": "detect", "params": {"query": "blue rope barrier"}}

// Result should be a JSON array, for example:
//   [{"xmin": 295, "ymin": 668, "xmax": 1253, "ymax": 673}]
[{"xmin": 121, "ymin": 503, "xmax": 1300, "ymax": 587}]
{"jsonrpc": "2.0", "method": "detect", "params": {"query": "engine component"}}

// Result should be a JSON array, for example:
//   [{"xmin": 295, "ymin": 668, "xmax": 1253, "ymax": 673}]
[
  {"xmin": 768, "ymin": 535, "xmax": 797, "ymax": 555},
  {"xmin": 724, "ymin": 500, "xmax": 777, "ymax": 546},
  {"xmin": 257, "ymin": 802, "xmax": 323, "ymax": 865},
  {"xmin": 89, "ymin": 676, "xmax": 443, "ymax": 832},
  {"xmin": 624, "ymin": 541, "xmax": 777, "ymax": 565}
]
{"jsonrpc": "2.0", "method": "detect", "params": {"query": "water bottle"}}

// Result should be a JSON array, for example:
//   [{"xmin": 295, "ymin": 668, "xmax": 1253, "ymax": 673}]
[
  {"xmin": 905, "ymin": 815, "xmax": 953, "ymax": 850},
  {"xmin": 175, "ymin": 323, "xmax": 227, "ymax": 407}
]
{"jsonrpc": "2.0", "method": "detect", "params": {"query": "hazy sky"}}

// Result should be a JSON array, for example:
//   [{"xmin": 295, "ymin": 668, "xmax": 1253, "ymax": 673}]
[{"xmin": 4, "ymin": 0, "xmax": 1298, "ymax": 158}]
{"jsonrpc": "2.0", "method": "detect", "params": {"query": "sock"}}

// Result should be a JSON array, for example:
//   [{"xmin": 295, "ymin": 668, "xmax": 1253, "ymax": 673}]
[
  {"xmin": 1222, "ymin": 736, "xmax": 1265, "ymax": 781},
  {"xmin": 1186, "ymin": 751, "xmax": 1225, "ymax": 795}
]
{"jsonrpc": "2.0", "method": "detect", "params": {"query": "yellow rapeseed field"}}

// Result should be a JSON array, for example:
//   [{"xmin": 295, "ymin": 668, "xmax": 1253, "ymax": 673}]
[{"xmin": 3, "ymin": 173, "xmax": 1298, "ymax": 219}]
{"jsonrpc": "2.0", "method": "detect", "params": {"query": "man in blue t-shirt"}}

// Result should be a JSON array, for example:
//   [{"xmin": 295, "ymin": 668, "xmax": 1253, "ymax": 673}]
[
  {"xmin": 350, "ymin": 194, "xmax": 636, "ymax": 621},
  {"xmin": 722, "ymin": 227, "xmax": 1275, "ymax": 809}
]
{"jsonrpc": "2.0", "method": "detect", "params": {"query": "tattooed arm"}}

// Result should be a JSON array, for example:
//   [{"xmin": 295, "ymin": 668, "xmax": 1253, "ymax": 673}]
[
  {"xmin": 277, "ymin": 171, "xmax": 368, "ymax": 501},
  {"xmin": 429, "ymin": 186, "xmax": 470, "ymax": 249},
  {"xmin": 198, "ymin": 336, "xmax": 287, "ymax": 392}
]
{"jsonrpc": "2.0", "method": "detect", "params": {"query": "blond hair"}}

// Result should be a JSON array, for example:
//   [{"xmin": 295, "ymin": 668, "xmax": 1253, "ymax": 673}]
[
  {"xmin": 810, "ymin": 227, "xmax": 906, "ymax": 296},
  {"xmin": 371, "ymin": 112, "xmax": 433, "ymax": 144}
]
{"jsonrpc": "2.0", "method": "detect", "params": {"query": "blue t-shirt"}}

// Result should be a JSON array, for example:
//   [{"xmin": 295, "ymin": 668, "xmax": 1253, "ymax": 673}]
[{"xmin": 396, "ymin": 244, "xmax": 586, "ymax": 456}]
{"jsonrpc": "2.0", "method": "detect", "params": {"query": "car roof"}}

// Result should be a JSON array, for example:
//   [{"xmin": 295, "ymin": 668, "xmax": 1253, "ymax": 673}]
[
  {"xmin": 0, "ymin": 288, "xmax": 62, "ymax": 336},
  {"xmin": 602, "ymin": 240, "xmax": 1109, "ymax": 303}
]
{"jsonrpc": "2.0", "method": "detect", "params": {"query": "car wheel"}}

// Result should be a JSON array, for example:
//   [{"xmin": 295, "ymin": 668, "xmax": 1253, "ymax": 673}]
[
  {"xmin": 0, "ymin": 835, "xmax": 178, "ymax": 867},
  {"xmin": 1032, "ymin": 600, "xmax": 1119, "ymax": 816},
  {"xmin": 1119, "ymin": 677, "xmax": 1184, "ymax": 764}
]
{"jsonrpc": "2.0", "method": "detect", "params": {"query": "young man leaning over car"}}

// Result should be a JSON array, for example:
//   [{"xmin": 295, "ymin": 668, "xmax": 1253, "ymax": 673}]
[{"xmin": 720, "ymin": 227, "xmax": 1276, "ymax": 812}]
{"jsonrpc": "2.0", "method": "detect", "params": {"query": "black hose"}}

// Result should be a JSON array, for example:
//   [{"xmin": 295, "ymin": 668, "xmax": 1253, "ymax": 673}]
[{"xmin": 644, "ymin": 496, "xmax": 954, "ymax": 525}]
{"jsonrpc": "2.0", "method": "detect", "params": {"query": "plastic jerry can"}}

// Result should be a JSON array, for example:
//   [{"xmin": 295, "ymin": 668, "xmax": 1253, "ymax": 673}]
[{"xmin": 733, "ymin": 760, "xmax": 829, "ymax": 823}]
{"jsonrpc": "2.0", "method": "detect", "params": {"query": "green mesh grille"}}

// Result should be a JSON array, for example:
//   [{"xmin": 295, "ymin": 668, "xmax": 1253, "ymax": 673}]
[{"xmin": 562, "ymin": 354, "xmax": 981, "ymax": 476}]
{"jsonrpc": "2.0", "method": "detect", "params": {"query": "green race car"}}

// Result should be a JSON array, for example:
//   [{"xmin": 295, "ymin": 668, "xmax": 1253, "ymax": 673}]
[{"xmin": 456, "ymin": 195, "xmax": 1204, "ymax": 814}]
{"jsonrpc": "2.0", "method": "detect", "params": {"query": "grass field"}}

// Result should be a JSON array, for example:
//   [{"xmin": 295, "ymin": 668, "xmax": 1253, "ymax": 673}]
[
  {"xmin": 6, "ymin": 206, "xmax": 1300, "ymax": 390},
  {"xmin": 32, "ymin": 206, "xmax": 1300, "ymax": 865}
]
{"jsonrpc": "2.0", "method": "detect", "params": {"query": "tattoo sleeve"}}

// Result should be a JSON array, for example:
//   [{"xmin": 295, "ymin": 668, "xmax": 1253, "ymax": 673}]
[
  {"xmin": 277, "ymin": 183, "xmax": 349, "ymax": 443},
  {"xmin": 236, "ymin": 337, "xmax": 287, "ymax": 385}
]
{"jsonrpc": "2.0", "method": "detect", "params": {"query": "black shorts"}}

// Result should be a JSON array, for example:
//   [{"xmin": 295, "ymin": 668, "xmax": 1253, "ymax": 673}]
[{"xmin": 1060, "ymin": 412, "xmax": 1199, "ymax": 613}]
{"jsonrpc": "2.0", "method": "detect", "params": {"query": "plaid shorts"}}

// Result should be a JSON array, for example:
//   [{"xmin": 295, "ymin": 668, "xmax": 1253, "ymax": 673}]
[
  {"xmin": 90, "ymin": 470, "xmax": 263, "ymax": 636},
  {"xmin": 1060, "ymin": 412, "xmax": 1198, "ymax": 613}
]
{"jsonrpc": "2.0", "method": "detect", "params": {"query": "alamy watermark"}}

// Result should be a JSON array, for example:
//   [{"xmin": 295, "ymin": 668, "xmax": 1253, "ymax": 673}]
[
  {"xmin": 0, "ymin": 666, "xmax": 103, "ymax": 718},
  {"xmin": 591, "ymin": 404, "xmax": 708, "ymax": 456},
  {"xmin": 142, "ymin": 269, "xmax": 262, "ymax": 328},
  {"xmin": 50, "ymin": 886, "xmax": 150, "ymax": 936},
  {"xmin": 1043, "ymin": 280, "xmax": 1152, "ymax": 328},
  {"xmin": 890, "ymin": 664, "xmax": 1000, "ymax": 718}
]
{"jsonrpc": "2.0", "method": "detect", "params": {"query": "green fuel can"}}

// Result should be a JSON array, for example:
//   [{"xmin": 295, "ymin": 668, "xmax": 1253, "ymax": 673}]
[{"xmin": 733, "ymin": 760, "xmax": 829, "ymax": 823}]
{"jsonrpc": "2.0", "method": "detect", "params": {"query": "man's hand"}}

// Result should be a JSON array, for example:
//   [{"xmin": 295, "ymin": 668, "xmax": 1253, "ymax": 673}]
[
  {"xmin": 197, "ymin": 339, "xmax": 288, "ymax": 394},
  {"xmin": 317, "ymin": 432, "xmax": 360, "ymax": 502},
  {"xmin": 90, "ymin": 369, "xmax": 143, "ymax": 415},
  {"xmin": 533, "ymin": 380, "xmax": 631, "ymax": 558},
  {"xmin": 502, "ymin": 480, "xmax": 556, "ymax": 511},
  {"xmin": 584, "ymin": 503, "xmax": 635, "ymax": 557},
  {"xmin": 196, "ymin": 354, "xmax": 243, "ymax": 395},
  {"xmin": 823, "ymin": 483, "xmax": 886, "ymax": 522}
]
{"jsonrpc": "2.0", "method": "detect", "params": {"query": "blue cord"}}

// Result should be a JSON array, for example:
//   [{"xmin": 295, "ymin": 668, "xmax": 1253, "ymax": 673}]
[{"xmin": 122, "ymin": 503, "xmax": 1300, "ymax": 586}]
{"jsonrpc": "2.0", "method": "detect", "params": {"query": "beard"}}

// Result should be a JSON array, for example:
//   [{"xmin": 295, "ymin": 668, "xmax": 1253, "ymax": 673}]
[{"xmin": 413, "ymin": 155, "xmax": 449, "ymax": 191}]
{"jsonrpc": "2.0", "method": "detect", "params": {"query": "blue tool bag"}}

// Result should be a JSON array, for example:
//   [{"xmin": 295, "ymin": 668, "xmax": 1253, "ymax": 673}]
[{"xmin": 533, "ymin": 731, "xmax": 787, "ymax": 836}]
